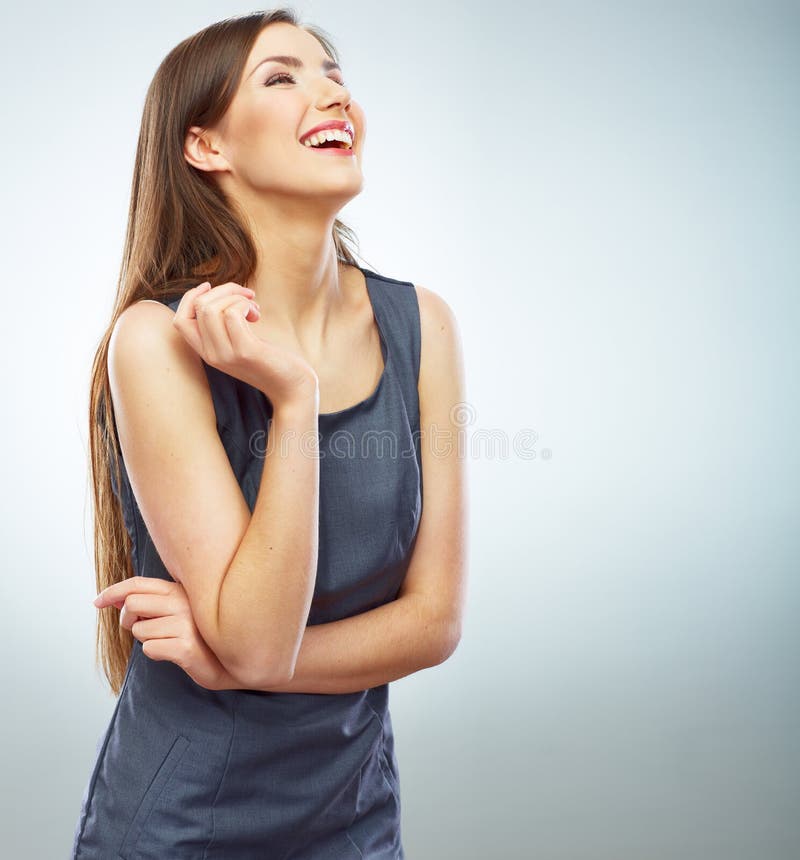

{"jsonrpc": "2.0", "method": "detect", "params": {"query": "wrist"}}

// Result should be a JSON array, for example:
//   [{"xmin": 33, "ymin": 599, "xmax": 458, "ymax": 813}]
[{"xmin": 272, "ymin": 392, "xmax": 319, "ymax": 423}]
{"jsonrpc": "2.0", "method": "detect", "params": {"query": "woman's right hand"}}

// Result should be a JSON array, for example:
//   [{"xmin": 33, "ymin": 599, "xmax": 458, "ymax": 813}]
[{"xmin": 172, "ymin": 281, "xmax": 319, "ymax": 411}]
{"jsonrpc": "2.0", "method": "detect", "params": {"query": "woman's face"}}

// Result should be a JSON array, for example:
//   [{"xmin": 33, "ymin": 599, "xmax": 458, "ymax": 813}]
[{"xmin": 189, "ymin": 22, "xmax": 366, "ymax": 205}]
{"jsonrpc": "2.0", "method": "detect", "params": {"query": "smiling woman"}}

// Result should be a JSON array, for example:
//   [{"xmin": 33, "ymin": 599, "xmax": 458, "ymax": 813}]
[{"xmin": 72, "ymin": 7, "xmax": 467, "ymax": 860}]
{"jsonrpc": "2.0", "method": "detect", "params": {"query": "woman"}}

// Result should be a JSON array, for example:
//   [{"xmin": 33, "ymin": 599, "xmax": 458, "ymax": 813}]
[{"xmin": 72, "ymin": 8, "xmax": 467, "ymax": 859}]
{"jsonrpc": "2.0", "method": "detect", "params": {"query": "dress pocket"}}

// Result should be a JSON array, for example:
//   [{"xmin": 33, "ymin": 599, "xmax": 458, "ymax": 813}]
[
  {"xmin": 377, "ymin": 746, "xmax": 400, "ymax": 806},
  {"xmin": 346, "ymin": 742, "xmax": 402, "ymax": 855},
  {"xmin": 117, "ymin": 733, "xmax": 191, "ymax": 859}
]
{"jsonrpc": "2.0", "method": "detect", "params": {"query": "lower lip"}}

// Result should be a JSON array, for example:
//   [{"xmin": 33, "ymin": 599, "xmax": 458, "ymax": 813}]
[{"xmin": 299, "ymin": 142, "xmax": 355, "ymax": 157}]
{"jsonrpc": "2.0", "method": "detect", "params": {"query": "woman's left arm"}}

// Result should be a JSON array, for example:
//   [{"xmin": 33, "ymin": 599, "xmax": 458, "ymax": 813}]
[
  {"xmin": 252, "ymin": 591, "xmax": 454, "ymax": 694},
  {"xmin": 261, "ymin": 284, "xmax": 469, "ymax": 693},
  {"xmin": 108, "ymin": 284, "xmax": 468, "ymax": 694}
]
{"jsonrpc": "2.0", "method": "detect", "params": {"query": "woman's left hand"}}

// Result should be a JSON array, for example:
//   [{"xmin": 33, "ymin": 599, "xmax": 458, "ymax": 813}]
[{"xmin": 94, "ymin": 576, "xmax": 241, "ymax": 691}]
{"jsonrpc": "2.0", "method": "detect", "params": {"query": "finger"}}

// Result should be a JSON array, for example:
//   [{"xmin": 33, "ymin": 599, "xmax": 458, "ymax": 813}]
[
  {"xmin": 93, "ymin": 576, "xmax": 158, "ymax": 609},
  {"xmin": 94, "ymin": 575, "xmax": 170, "ymax": 608},
  {"xmin": 119, "ymin": 602, "xmax": 141, "ymax": 631},
  {"xmin": 141, "ymin": 637, "xmax": 189, "ymax": 667},
  {"xmin": 185, "ymin": 282, "xmax": 255, "ymax": 325},
  {"xmin": 130, "ymin": 614, "xmax": 184, "ymax": 642},
  {"xmin": 118, "ymin": 598, "xmax": 153, "ymax": 631},
  {"xmin": 195, "ymin": 294, "xmax": 259, "ymax": 365},
  {"xmin": 173, "ymin": 282, "xmax": 255, "ymax": 354},
  {"xmin": 122, "ymin": 591, "xmax": 187, "ymax": 620},
  {"xmin": 188, "ymin": 282, "xmax": 254, "ymax": 316},
  {"xmin": 170, "ymin": 282, "xmax": 212, "ymax": 354},
  {"xmin": 194, "ymin": 290, "xmax": 258, "ymax": 325},
  {"xmin": 178, "ymin": 281, "xmax": 253, "ymax": 320},
  {"xmin": 223, "ymin": 297, "xmax": 261, "ymax": 354}
]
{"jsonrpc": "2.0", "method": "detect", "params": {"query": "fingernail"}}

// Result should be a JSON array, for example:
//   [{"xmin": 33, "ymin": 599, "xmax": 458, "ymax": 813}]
[{"xmin": 93, "ymin": 595, "xmax": 102, "ymax": 606}]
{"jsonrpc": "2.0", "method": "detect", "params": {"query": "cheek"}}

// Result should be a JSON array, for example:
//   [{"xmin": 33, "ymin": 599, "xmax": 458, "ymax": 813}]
[
  {"xmin": 349, "ymin": 101, "xmax": 367, "ymax": 144},
  {"xmin": 228, "ymin": 115, "xmax": 299, "ymax": 180},
  {"xmin": 234, "ymin": 112, "xmax": 276, "ymax": 154}
]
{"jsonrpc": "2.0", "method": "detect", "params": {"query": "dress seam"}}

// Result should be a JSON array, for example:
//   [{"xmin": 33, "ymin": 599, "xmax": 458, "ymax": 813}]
[
  {"xmin": 345, "ymin": 831, "xmax": 365, "ymax": 857},
  {"xmin": 363, "ymin": 699, "xmax": 386, "ymax": 734},
  {"xmin": 202, "ymin": 698, "xmax": 237, "ymax": 859},
  {"xmin": 72, "ymin": 648, "xmax": 137, "ymax": 857}
]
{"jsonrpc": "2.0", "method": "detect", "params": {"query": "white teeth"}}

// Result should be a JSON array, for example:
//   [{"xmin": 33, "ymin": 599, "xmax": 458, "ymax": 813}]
[{"xmin": 303, "ymin": 128, "xmax": 353, "ymax": 148}]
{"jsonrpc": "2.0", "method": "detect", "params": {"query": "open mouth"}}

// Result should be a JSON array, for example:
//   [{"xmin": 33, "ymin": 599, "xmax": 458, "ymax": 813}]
[
  {"xmin": 299, "ymin": 125, "xmax": 355, "ymax": 151},
  {"xmin": 306, "ymin": 139, "xmax": 351, "ymax": 150}
]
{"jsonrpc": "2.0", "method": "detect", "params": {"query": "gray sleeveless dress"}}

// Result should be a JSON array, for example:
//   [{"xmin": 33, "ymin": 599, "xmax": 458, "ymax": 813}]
[{"xmin": 71, "ymin": 267, "xmax": 422, "ymax": 859}]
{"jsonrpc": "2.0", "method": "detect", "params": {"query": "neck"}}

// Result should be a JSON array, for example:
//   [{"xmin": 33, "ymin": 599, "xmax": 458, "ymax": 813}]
[{"xmin": 243, "ymin": 203, "xmax": 347, "ymax": 336}]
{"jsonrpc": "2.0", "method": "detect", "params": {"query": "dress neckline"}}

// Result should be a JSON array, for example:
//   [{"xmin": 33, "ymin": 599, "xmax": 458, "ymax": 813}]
[{"xmin": 317, "ymin": 266, "xmax": 389, "ymax": 420}]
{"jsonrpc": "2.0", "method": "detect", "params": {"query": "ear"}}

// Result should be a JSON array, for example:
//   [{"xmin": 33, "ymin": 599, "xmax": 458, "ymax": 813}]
[{"xmin": 184, "ymin": 126, "xmax": 231, "ymax": 174}]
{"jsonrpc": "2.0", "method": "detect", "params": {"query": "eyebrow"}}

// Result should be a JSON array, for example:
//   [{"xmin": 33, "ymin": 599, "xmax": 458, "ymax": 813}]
[{"xmin": 247, "ymin": 54, "xmax": 341, "ymax": 80}]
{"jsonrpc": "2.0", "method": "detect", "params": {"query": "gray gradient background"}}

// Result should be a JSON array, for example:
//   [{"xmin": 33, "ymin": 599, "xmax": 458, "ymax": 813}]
[{"xmin": 1, "ymin": 1, "xmax": 798, "ymax": 858}]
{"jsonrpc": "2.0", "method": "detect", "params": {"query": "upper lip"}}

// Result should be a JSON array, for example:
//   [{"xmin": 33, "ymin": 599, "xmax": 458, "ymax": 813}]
[{"xmin": 299, "ymin": 120, "xmax": 355, "ymax": 146}]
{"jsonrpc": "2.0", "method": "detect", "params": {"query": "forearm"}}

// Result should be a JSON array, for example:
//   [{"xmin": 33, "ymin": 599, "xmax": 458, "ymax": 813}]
[
  {"xmin": 215, "ymin": 594, "xmax": 454, "ymax": 694},
  {"xmin": 216, "ymin": 399, "xmax": 320, "ymax": 684}
]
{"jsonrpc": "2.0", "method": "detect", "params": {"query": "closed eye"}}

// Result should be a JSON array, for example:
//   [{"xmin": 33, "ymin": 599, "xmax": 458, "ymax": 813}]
[{"xmin": 265, "ymin": 72, "xmax": 347, "ymax": 87}]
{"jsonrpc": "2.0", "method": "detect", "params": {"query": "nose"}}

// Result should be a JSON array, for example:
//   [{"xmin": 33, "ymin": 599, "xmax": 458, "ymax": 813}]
[{"xmin": 315, "ymin": 77, "xmax": 352, "ymax": 112}]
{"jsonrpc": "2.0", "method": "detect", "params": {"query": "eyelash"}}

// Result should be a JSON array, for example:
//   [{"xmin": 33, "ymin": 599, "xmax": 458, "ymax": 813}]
[{"xmin": 265, "ymin": 72, "xmax": 347, "ymax": 87}]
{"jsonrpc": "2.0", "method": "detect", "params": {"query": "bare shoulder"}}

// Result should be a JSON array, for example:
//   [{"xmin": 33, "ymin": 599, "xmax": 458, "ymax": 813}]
[
  {"xmin": 110, "ymin": 299, "xmax": 175, "ymax": 366},
  {"xmin": 414, "ymin": 282, "xmax": 459, "ymax": 329},
  {"xmin": 108, "ymin": 298, "xmax": 210, "ymax": 407},
  {"xmin": 111, "ymin": 298, "xmax": 182, "ymax": 361},
  {"xmin": 107, "ymin": 298, "xmax": 220, "ymax": 475},
  {"xmin": 413, "ymin": 283, "xmax": 465, "ymax": 396}
]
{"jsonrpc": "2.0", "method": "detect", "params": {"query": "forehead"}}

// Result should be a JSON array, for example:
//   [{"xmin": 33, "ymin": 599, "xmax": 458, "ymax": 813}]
[{"xmin": 246, "ymin": 22, "xmax": 328, "ymax": 67}]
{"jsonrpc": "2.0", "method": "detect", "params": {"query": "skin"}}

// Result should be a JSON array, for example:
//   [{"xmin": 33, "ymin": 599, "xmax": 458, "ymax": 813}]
[
  {"xmin": 184, "ymin": 20, "xmax": 376, "ymax": 414},
  {"xmin": 95, "ymin": 22, "xmax": 469, "ymax": 693}
]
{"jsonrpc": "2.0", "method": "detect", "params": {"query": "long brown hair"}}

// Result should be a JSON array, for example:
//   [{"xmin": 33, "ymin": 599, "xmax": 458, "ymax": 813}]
[{"xmin": 88, "ymin": 8, "xmax": 370, "ymax": 695}]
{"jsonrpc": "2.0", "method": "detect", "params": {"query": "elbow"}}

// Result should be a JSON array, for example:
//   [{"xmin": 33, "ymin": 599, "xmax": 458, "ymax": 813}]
[
  {"xmin": 431, "ymin": 619, "xmax": 462, "ymax": 666},
  {"xmin": 227, "ymin": 655, "xmax": 295, "ymax": 690},
  {"xmin": 209, "ymin": 611, "xmax": 298, "ymax": 688},
  {"xmin": 412, "ymin": 595, "xmax": 462, "ymax": 667},
  {"xmin": 222, "ymin": 637, "xmax": 299, "ymax": 689}
]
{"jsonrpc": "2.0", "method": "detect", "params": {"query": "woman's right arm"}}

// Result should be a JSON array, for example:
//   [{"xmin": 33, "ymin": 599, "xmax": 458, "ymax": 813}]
[{"xmin": 108, "ymin": 298, "xmax": 319, "ymax": 688}]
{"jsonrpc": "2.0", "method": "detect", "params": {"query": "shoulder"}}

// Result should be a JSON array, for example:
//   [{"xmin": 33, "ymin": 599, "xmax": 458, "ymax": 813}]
[
  {"xmin": 365, "ymin": 273, "xmax": 458, "ymax": 337},
  {"xmin": 108, "ymin": 298, "xmax": 208, "ymax": 403},
  {"xmin": 414, "ymin": 283, "xmax": 463, "ymax": 366},
  {"xmin": 109, "ymin": 299, "xmax": 189, "ymax": 362},
  {"xmin": 414, "ymin": 283, "xmax": 459, "ymax": 334},
  {"xmin": 412, "ymin": 283, "xmax": 465, "ymax": 406},
  {"xmin": 110, "ymin": 298, "xmax": 176, "ymax": 348}
]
